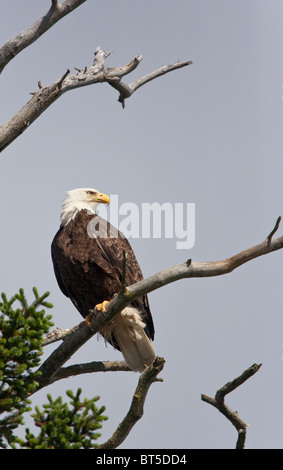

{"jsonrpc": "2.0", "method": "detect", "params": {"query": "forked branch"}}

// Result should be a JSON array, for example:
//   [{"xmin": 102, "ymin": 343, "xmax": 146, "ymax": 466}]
[
  {"xmin": 201, "ymin": 363, "xmax": 262, "ymax": 449},
  {"xmin": 0, "ymin": 48, "xmax": 192, "ymax": 152},
  {"xmin": 107, "ymin": 59, "xmax": 193, "ymax": 108}
]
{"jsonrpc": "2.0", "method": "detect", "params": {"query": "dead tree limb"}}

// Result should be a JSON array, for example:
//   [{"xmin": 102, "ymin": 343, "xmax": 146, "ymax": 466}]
[
  {"xmin": 0, "ymin": 48, "xmax": 192, "ymax": 152},
  {"xmin": 45, "ymin": 360, "xmax": 131, "ymax": 388},
  {"xmin": 201, "ymin": 363, "xmax": 262, "ymax": 449},
  {"xmin": 98, "ymin": 357, "xmax": 165, "ymax": 449},
  {"xmin": 42, "ymin": 325, "xmax": 80, "ymax": 346},
  {"xmin": 107, "ymin": 59, "xmax": 193, "ymax": 108},
  {"xmin": 0, "ymin": 0, "xmax": 87, "ymax": 74}
]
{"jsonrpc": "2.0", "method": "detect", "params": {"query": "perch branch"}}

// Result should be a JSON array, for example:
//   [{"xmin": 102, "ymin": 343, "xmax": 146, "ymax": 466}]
[
  {"xmin": 0, "ymin": 0, "xmax": 87, "ymax": 74},
  {"xmin": 201, "ymin": 363, "xmax": 262, "ymax": 449},
  {"xmin": 0, "ymin": 49, "xmax": 192, "ymax": 152},
  {"xmin": 98, "ymin": 357, "xmax": 165, "ymax": 449},
  {"xmin": 35, "ymin": 219, "xmax": 282, "ymax": 391}
]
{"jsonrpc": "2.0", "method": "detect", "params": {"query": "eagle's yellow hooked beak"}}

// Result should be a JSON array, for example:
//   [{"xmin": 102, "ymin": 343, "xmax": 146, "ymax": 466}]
[{"xmin": 95, "ymin": 193, "xmax": 110, "ymax": 205}]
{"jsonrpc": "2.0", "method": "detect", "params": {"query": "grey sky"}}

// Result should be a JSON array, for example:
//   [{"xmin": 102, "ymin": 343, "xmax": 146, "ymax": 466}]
[{"xmin": 1, "ymin": 1, "xmax": 283, "ymax": 449}]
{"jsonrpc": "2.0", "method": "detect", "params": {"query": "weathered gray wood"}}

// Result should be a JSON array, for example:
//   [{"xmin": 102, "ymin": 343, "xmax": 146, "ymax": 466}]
[
  {"xmin": 0, "ymin": 48, "xmax": 192, "ymax": 152},
  {"xmin": 0, "ymin": 0, "xmax": 87, "ymax": 74}
]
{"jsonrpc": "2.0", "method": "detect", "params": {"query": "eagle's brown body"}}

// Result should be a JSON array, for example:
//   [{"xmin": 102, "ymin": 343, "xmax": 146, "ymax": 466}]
[{"xmin": 51, "ymin": 209, "xmax": 155, "ymax": 370}]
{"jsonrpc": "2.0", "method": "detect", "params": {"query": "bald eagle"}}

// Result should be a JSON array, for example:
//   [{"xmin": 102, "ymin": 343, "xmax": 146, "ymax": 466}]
[{"xmin": 51, "ymin": 188, "xmax": 155, "ymax": 372}]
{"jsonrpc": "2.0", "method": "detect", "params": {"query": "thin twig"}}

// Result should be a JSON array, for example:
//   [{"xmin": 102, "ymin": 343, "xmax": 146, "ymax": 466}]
[
  {"xmin": 129, "ymin": 59, "xmax": 193, "ymax": 94},
  {"xmin": 201, "ymin": 363, "xmax": 262, "ymax": 449},
  {"xmin": 57, "ymin": 68, "xmax": 70, "ymax": 87},
  {"xmin": 215, "ymin": 363, "xmax": 262, "ymax": 403},
  {"xmin": 267, "ymin": 216, "xmax": 282, "ymax": 243},
  {"xmin": 105, "ymin": 53, "xmax": 142, "ymax": 78}
]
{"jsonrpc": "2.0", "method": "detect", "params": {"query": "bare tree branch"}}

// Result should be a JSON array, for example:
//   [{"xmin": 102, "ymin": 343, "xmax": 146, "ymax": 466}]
[
  {"xmin": 107, "ymin": 59, "xmax": 193, "ymax": 108},
  {"xmin": 129, "ymin": 60, "xmax": 194, "ymax": 93},
  {"xmin": 201, "ymin": 363, "xmax": 262, "ymax": 449},
  {"xmin": 0, "ymin": 0, "xmax": 87, "ymax": 74},
  {"xmin": 0, "ymin": 49, "xmax": 192, "ymax": 152},
  {"xmin": 35, "ymin": 220, "xmax": 282, "ymax": 391},
  {"xmin": 44, "ymin": 360, "xmax": 131, "ymax": 388},
  {"xmin": 42, "ymin": 325, "xmax": 80, "ymax": 346},
  {"xmin": 98, "ymin": 357, "xmax": 165, "ymax": 449}
]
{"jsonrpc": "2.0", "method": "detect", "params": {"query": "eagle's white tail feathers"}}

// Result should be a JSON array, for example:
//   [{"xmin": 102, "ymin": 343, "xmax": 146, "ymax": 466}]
[{"xmin": 101, "ymin": 307, "xmax": 155, "ymax": 373}]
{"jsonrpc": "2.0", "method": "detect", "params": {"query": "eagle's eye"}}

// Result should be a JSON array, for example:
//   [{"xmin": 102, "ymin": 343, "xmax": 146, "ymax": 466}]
[{"xmin": 87, "ymin": 191, "xmax": 95, "ymax": 196}]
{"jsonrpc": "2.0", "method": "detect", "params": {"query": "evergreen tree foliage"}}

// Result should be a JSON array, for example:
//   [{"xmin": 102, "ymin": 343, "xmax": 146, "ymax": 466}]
[
  {"xmin": 18, "ymin": 389, "xmax": 107, "ymax": 449},
  {"xmin": 0, "ymin": 288, "xmax": 107, "ymax": 449}
]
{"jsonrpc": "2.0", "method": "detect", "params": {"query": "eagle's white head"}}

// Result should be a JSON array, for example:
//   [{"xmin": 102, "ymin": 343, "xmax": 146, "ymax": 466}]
[{"xmin": 60, "ymin": 188, "xmax": 110, "ymax": 226}]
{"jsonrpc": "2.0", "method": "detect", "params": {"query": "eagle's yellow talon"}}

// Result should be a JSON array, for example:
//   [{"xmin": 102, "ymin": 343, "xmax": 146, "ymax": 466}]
[
  {"xmin": 84, "ymin": 311, "xmax": 94, "ymax": 327},
  {"xmin": 95, "ymin": 300, "xmax": 109, "ymax": 312}
]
